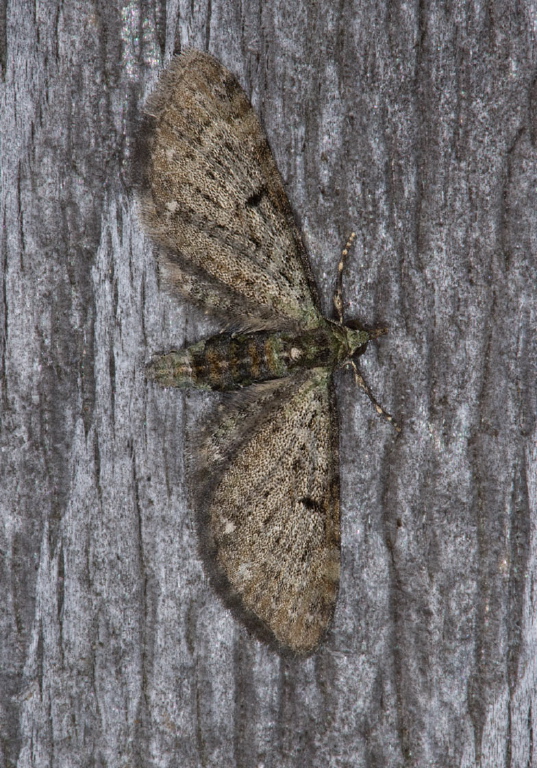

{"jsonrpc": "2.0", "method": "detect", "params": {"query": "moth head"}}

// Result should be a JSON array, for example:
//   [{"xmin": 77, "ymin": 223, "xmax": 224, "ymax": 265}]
[
  {"xmin": 342, "ymin": 326, "xmax": 370, "ymax": 359},
  {"xmin": 339, "ymin": 322, "xmax": 389, "ymax": 363}
]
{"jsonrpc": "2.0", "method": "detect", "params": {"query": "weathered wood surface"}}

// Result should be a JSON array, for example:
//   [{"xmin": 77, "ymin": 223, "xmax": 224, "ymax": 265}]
[{"xmin": 1, "ymin": 2, "xmax": 536, "ymax": 766}]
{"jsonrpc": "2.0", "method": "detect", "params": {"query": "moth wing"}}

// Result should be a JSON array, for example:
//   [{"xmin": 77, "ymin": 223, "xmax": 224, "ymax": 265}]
[
  {"xmin": 138, "ymin": 50, "xmax": 323, "ymax": 331},
  {"xmin": 193, "ymin": 370, "xmax": 340, "ymax": 654},
  {"xmin": 155, "ymin": 256, "xmax": 274, "ymax": 331}
]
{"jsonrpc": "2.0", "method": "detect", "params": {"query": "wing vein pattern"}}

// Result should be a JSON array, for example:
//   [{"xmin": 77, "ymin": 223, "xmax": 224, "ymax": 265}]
[
  {"xmin": 139, "ymin": 49, "xmax": 323, "ymax": 331},
  {"xmin": 193, "ymin": 370, "xmax": 340, "ymax": 654}
]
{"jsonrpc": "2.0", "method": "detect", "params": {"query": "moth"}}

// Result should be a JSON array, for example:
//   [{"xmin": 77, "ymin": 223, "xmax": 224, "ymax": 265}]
[{"xmin": 138, "ymin": 50, "xmax": 396, "ymax": 655}]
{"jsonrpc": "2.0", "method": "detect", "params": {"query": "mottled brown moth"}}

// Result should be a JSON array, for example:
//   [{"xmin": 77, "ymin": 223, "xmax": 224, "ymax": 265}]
[{"xmin": 138, "ymin": 50, "xmax": 396, "ymax": 655}]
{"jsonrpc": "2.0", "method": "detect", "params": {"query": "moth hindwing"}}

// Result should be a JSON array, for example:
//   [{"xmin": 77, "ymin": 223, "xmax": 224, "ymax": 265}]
[{"xmin": 139, "ymin": 49, "xmax": 380, "ymax": 655}]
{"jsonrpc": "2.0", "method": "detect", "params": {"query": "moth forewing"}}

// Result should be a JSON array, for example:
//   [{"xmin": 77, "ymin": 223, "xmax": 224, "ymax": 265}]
[
  {"xmin": 138, "ymin": 48, "xmax": 323, "ymax": 333},
  {"xmin": 191, "ymin": 370, "xmax": 340, "ymax": 654}
]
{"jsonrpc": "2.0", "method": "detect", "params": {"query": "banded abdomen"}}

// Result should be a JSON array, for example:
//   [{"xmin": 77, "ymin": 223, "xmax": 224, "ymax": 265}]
[{"xmin": 147, "ymin": 324, "xmax": 368, "ymax": 392}]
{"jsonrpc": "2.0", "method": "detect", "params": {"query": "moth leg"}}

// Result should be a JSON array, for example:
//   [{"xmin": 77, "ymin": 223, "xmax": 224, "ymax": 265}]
[
  {"xmin": 345, "ymin": 358, "xmax": 400, "ymax": 432},
  {"xmin": 333, "ymin": 232, "xmax": 356, "ymax": 325}
]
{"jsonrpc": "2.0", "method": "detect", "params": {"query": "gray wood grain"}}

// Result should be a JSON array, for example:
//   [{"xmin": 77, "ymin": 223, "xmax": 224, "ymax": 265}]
[{"xmin": 1, "ymin": 1, "xmax": 536, "ymax": 766}]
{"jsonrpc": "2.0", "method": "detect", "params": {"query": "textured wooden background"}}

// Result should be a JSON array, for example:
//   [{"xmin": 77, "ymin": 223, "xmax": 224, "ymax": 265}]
[{"xmin": 1, "ymin": 1, "xmax": 536, "ymax": 766}]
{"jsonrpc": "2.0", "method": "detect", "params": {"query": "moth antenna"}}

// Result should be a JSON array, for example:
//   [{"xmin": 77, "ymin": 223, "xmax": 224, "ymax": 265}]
[
  {"xmin": 345, "ymin": 359, "xmax": 400, "ymax": 432},
  {"xmin": 333, "ymin": 231, "xmax": 356, "ymax": 325}
]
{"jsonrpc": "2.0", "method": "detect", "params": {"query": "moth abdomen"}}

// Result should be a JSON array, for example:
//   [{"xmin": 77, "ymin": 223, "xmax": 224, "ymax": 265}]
[{"xmin": 147, "ymin": 325, "xmax": 364, "ymax": 392}]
